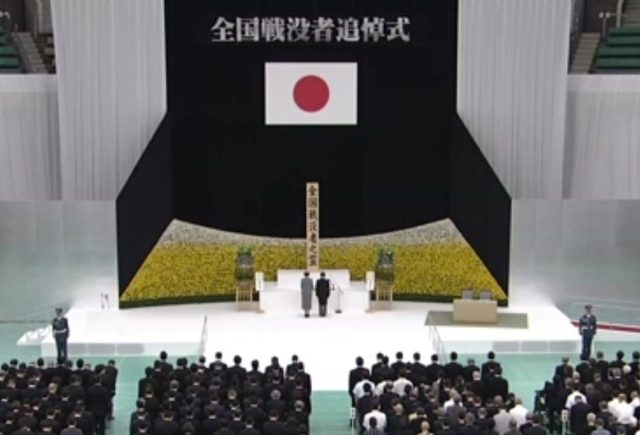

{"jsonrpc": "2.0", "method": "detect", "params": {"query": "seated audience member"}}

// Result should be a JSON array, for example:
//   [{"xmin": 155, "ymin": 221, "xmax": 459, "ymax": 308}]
[
  {"xmin": 127, "ymin": 353, "xmax": 313, "ymax": 435},
  {"xmin": 0, "ymin": 356, "xmax": 118, "ymax": 435},
  {"xmin": 363, "ymin": 415, "xmax": 386, "ymax": 435},
  {"xmin": 349, "ymin": 351, "xmax": 521, "ymax": 435}
]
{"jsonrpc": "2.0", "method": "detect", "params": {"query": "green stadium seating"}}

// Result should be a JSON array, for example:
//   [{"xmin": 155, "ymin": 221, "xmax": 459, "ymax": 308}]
[
  {"xmin": 595, "ymin": 26, "xmax": 640, "ymax": 72},
  {"xmin": 606, "ymin": 35, "xmax": 640, "ymax": 46},
  {"xmin": 597, "ymin": 46, "xmax": 640, "ymax": 57},
  {"xmin": 0, "ymin": 46, "xmax": 18, "ymax": 57},
  {"xmin": 596, "ymin": 57, "xmax": 640, "ymax": 70},
  {"xmin": 0, "ymin": 35, "xmax": 7, "ymax": 45},
  {"xmin": 0, "ymin": 57, "xmax": 20, "ymax": 68},
  {"xmin": 608, "ymin": 25, "xmax": 640, "ymax": 37}
]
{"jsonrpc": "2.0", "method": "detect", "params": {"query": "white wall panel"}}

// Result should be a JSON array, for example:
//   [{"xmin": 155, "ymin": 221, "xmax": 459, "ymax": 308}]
[
  {"xmin": 0, "ymin": 76, "xmax": 60, "ymax": 200},
  {"xmin": 458, "ymin": 0, "xmax": 571, "ymax": 199},
  {"xmin": 564, "ymin": 75, "xmax": 640, "ymax": 199},
  {"xmin": 0, "ymin": 201, "xmax": 118, "ymax": 321},
  {"xmin": 52, "ymin": 0, "xmax": 167, "ymax": 199},
  {"xmin": 510, "ymin": 200, "xmax": 640, "ymax": 323}
]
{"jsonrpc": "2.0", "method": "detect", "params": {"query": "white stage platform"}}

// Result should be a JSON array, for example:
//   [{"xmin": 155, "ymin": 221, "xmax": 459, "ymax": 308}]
[
  {"xmin": 18, "ymin": 306, "xmax": 208, "ymax": 358},
  {"xmin": 428, "ymin": 305, "xmax": 581, "ymax": 354},
  {"xmin": 17, "ymin": 300, "xmax": 580, "ymax": 390}
]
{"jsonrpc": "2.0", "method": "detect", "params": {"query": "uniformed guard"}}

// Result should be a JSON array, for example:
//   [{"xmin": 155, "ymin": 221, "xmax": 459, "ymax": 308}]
[
  {"xmin": 579, "ymin": 304, "xmax": 597, "ymax": 360},
  {"xmin": 52, "ymin": 307, "xmax": 70, "ymax": 361}
]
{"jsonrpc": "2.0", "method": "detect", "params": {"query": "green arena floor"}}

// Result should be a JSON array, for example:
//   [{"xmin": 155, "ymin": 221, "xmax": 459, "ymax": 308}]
[{"xmin": 0, "ymin": 323, "xmax": 637, "ymax": 435}]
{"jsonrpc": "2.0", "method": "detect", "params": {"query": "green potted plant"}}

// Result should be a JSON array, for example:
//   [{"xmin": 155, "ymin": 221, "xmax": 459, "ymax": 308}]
[
  {"xmin": 376, "ymin": 247, "xmax": 395, "ymax": 281},
  {"xmin": 235, "ymin": 246, "xmax": 255, "ymax": 280}
]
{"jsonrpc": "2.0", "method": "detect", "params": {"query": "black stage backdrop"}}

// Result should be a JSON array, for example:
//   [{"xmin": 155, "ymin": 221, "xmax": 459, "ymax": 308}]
[
  {"xmin": 449, "ymin": 115, "xmax": 511, "ymax": 293},
  {"xmin": 167, "ymin": 0, "xmax": 457, "ymax": 237},
  {"xmin": 116, "ymin": 115, "xmax": 174, "ymax": 293},
  {"xmin": 116, "ymin": 0, "xmax": 512, "ymax": 296}
]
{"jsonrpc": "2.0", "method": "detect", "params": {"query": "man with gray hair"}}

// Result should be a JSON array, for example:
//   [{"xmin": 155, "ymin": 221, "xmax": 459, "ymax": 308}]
[
  {"xmin": 509, "ymin": 398, "xmax": 528, "ymax": 427},
  {"xmin": 591, "ymin": 418, "xmax": 611, "ymax": 435},
  {"xmin": 300, "ymin": 271, "xmax": 313, "ymax": 318},
  {"xmin": 504, "ymin": 419, "xmax": 521, "ymax": 435}
]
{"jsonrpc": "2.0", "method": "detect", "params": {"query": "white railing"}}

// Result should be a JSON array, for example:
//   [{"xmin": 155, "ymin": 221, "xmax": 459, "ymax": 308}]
[
  {"xmin": 616, "ymin": 0, "xmax": 626, "ymax": 27},
  {"xmin": 556, "ymin": 295, "xmax": 640, "ymax": 327},
  {"xmin": 197, "ymin": 315, "xmax": 209, "ymax": 356},
  {"xmin": 0, "ymin": 299, "xmax": 73, "ymax": 324},
  {"xmin": 426, "ymin": 312, "xmax": 447, "ymax": 363}
]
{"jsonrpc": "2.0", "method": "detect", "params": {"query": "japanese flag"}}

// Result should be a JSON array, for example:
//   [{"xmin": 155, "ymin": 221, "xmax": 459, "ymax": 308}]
[{"xmin": 265, "ymin": 62, "xmax": 358, "ymax": 125}]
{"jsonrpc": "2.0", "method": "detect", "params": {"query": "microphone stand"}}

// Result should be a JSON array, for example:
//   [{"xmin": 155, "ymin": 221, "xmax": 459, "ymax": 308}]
[{"xmin": 326, "ymin": 272, "xmax": 343, "ymax": 314}]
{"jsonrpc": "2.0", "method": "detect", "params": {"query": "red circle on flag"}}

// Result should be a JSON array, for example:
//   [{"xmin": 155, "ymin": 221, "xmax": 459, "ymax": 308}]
[{"xmin": 293, "ymin": 75, "xmax": 330, "ymax": 112}]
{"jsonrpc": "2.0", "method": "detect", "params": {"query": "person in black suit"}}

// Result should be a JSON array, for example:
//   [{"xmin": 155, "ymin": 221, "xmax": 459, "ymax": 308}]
[
  {"xmin": 444, "ymin": 352, "xmax": 464, "ymax": 382},
  {"xmin": 487, "ymin": 368, "xmax": 509, "ymax": 401},
  {"xmin": 263, "ymin": 409, "xmax": 285, "ymax": 435},
  {"xmin": 629, "ymin": 351, "xmax": 640, "ymax": 375},
  {"xmin": 481, "ymin": 352, "xmax": 502, "ymax": 380},
  {"xmin": 579, "ymin": 305, "xmax": 597, "ymax": 360},
  {"xmin": 349, "ymin": 357, "xmax": 370, "ymax": 407},
  {"xmin": 524, "ymin": 414, "xmax": 549, "ymax": 435},
  {"xmin": 425, "ymin": 355, "xmax": 443, "ymax": 384},
  {"xmin": 86, "ymin": 377, "xmax": 109, "ymax": 435},
  {"xmin": 411, "ymin": 353, "xmax": 427, "ymax": 385},
  {"xmin": 464, "ymin": 358, "xmax": 480, "ymax": 382},
  {"xmin": 228, "ymin": 355, "xmax": 247, "ymax": 387},
  {"xmin": 52, "ymin": 308, "xmax": 70, "ymax": 361},
  {"xmin": 238, "ymin": 417, "xmax": 260, "ymax": 435},
  {"xmin": 554, "ymin": 356, "xmax": 574, "ymax": 381},
  {"xmin": 286, "ymin": 355, "xmax": 302, "ymax": 377},
  {"xmin": 569, "ymin": 396, "xmax": 591, "ymax": 435},
  {"xmin": 594, "ymin": 352, "xmax": 609, "ymax": 381},
  {"xmin": 314, "ymin": 272, "xmax": 331, "ymax": 317},
  {"xmin": 154, "ymin": 410, "xmax": 180, "ymax": 435},
  {"xmin": 391, "ymin": 352, "xmax": 406, "ymax": 378},
  {"xmin": 371, "ymin": 353, "xmax": 384, "ymax": 384}
]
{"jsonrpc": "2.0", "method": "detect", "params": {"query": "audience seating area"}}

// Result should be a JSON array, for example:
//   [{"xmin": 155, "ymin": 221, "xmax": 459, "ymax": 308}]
[
  {"xmin": 349, "ymin": 351, "xmax": 530, "ymax": 435},
  {"xmin": 537, "ymin": 350, "xmax": 640, "ymax": 435},
  {"xmin": 0, "ymin": 357, "xmax": 118, "ymax": 435},
  {"xmin": 0, "ymin": 27, "xmax": 22, "ymax": 74},
  {"xmin": 131, "ymin": 352, "xmax": 312, "ymax": 435},
  {"xmin": 596, "ymin": 26, "xmax": 640, "ymax": 72}
]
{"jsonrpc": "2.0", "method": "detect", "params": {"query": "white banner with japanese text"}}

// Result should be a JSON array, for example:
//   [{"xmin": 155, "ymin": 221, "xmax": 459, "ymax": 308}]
[{"xmin": 306, "ymin": 182, "xmax": 320, "ymax": 271}]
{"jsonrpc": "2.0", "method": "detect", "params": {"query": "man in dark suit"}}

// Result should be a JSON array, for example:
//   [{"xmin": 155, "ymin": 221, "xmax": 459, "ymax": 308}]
[
  {"xmin": 579, "ymin": 305, "xmax": 597, "ymax": 360},
  {"xmin": 411, "ymin": 353, "xmax": 427, "ymax": 385},
  {"xmin": 228, "ymin": 355, "xmax": 247, "ymax": 387},
  {"xmin": 425, "ymin": 354, "xmax": 443, "ymax": 384},
  {"xmin": 444, "ymin": 352, "xmax": 464, "ymax": 382},
  {"xmin": 391, "ymin": 352, "xmax": 406, "ymax": 379},
  {"xmin": 154, "ymin": 410, "xmax": 180, "ymax": 435},
  {"xmin": 86, "ymin": 377, "xmax": 109, "ymax": 435},
  {"xmin": 52, "ymin": 308, "xmax": 70, "ymax": 361},
  {"xmin": 523, "ymin": 414, "xmax": 549, "ymax": 435},
  {"xmin": 481, "ymin": 352, "xmax": 502, "ymax": 380},
  {"xmin": 263, "ymin": 409, "xmax": 285, "ymax": 435},
  {"xmin": 487, "ymin": 368, "xmax": 509, "ymax": 401},
  {"xmin": 629, "ymin": 351, "xmax": 640, "ymax": 375},
  {"xmin": 464, "ymin": 358, "xmax": 480, "ymax": 382},
  {"xmin": 594, "ymin": 352, "xmax": 609, "ymax": 381},
  {"xmin": 314, "ymin": 272, "xmax": 331, "ymax": 317},
  {"xmin": 555, "ymin": 356, "xmax": 574, "ymax": 381},
  {"xmin": 371, "ymin": 353, "xmax": 384, "ymax": 384},
  {"xmin": 349, "ymin": 357, "xmax": 370, "ymax": 406},
  {"xmin": 569, "ymin": 396, "xmax": 591, "ymax": 435}
]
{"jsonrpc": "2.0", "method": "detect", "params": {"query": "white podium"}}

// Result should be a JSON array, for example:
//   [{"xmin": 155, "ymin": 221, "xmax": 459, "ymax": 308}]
[{"xmin": 276, "ymin": 269, "xmax": 351, "ymax": 290}]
